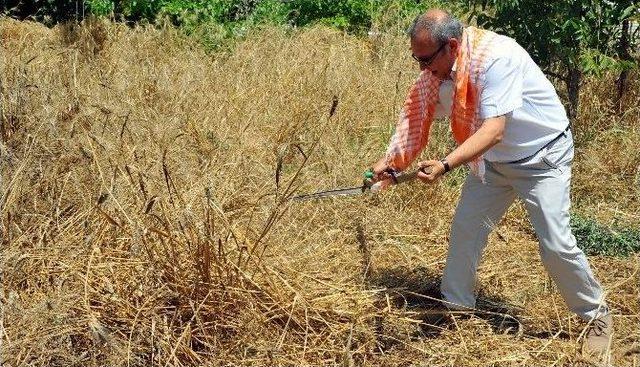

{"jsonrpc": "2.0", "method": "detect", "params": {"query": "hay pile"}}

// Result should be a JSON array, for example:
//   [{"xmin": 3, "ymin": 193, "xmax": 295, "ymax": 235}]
[{"xmin": 1, "ymin": 18, "xmax": 638, "ymax": 366}]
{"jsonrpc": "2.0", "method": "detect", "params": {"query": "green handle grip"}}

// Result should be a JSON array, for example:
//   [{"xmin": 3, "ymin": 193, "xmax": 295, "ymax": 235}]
[{"xmin": 364, "ymin": 169, "xmax": 374, "ymax": 179}]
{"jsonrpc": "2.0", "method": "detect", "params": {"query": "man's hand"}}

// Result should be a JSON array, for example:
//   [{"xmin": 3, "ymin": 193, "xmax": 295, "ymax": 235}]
[
  {"xmin": 417, "ymin": 160, "xmax": 446, "ymax": 183},
  {"xmin": 416, "ymin": 115, "xmax": 506, "ymax": 184},
  {"xmin": 369, "ymin": 159, "xmax": 393, "ymax": 183}
]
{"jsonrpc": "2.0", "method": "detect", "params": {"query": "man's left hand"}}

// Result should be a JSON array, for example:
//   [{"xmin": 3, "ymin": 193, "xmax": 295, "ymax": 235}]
[{"xmin": 417, "ymin": 160, "xmax": 446, "ymax": 183}]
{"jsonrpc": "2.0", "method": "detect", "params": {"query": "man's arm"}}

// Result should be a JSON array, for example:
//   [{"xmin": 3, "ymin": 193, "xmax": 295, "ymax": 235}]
[
  {"xmin": 370, "ymin": 83, "xmax": 454, "ymax": 182},
  {"xmin": 417, "ymin": 115, "xmax": 506, "ymax": 182}
]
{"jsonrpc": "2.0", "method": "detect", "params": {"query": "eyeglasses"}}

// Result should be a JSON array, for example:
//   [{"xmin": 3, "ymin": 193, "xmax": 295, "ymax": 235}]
[{"xmin": 412, "ymin": 42, "xmax": 446, "ymax": 67}]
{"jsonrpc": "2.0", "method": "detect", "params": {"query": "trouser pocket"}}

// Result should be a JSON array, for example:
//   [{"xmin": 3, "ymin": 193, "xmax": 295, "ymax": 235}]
[
  {"xmin": 541, "ymin": 155, "xmax": 558, "ymax": 170},
  {"xmin": 542, "ymin": 130, "xmax": 574, "ymax": 173}
]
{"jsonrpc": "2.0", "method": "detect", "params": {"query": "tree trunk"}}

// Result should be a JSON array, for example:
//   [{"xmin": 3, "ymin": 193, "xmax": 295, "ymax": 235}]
[
  {"xmin": 563, "ymin": 0, "xmax": 585, "ymax": 121},
  {"xmin": 566, "ymin": 67, "xmax": 581, "ymax": 121},
  {"xmin": 615, "ymin": 19, "xmax": 631, "ymax": 113}
]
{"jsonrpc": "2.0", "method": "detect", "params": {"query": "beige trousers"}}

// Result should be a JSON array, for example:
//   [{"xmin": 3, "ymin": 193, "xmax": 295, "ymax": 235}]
[{"xmin": 440, "ymin": 130, "xmax": 607, "ymax": 320}]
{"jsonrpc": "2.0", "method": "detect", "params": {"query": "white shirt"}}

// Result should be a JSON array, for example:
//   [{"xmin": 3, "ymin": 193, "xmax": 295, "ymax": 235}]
[{"xmin": 435, "ymin": 33, "xmax": 570, "ymax": 162}]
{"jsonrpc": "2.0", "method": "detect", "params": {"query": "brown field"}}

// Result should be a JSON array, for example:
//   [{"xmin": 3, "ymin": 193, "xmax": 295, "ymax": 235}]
[{"xmin": 1, "ymin": 18, "xmax": 639, "ymax": 366}]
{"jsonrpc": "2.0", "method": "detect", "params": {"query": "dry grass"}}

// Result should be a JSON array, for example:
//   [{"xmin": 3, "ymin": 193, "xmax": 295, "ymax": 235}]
[{"xmin": 1, "ymin": 17, "xmax": 639, "ymax": 367}]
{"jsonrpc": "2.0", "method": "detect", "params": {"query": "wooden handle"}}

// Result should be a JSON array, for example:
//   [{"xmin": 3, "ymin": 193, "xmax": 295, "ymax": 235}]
[{"xmin": 393, "ymin": 167, "xmax": 431, "ymax": 184}]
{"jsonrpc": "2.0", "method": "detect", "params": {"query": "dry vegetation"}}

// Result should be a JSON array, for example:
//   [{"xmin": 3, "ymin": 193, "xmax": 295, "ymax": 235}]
[{"xmin": 1, "ymin": 18, "xmax": 639, "ymax": 367}]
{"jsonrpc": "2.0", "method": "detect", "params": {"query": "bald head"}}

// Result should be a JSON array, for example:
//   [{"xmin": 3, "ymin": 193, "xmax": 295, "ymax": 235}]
[{"xmin": 409, "ymin": 9, "xmax": 463, "ymax": 43}]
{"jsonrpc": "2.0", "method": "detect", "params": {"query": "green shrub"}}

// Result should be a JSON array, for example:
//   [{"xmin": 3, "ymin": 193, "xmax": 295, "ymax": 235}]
[
  {"xmin": 572, "ymin": 215, "xmax": 640, "ymax": 257},
  {"xmin": 86, "ymin": 0, "xmax": 115, "ymax": 17},
  {"xmin": 247, "ymin": 0, "xmax": 289, "ymax": 25},
  {"xmin": 286, "ymin": 0, "xmax": 373, "ymax": 33}
]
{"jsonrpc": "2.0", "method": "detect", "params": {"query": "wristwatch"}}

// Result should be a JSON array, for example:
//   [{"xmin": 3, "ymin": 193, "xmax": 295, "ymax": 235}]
[{"xmin": 440, "ymin": 159, "xmax": 451, "ymax": 173}]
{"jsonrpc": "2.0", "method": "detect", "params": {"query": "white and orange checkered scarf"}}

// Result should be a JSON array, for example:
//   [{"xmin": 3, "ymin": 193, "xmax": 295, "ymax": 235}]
[{"xmin": 384, "ymin": 26, "xmax": 498, "ymax": 182}]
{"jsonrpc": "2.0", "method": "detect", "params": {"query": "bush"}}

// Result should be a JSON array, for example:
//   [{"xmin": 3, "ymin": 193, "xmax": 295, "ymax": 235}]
[
  {"xmin": 572, "ymin": 214, "xmax": 640, "ymax": 257},
  {"xmin": 285, "ymin": 0, "xmax": 373, "ymax": 33}
]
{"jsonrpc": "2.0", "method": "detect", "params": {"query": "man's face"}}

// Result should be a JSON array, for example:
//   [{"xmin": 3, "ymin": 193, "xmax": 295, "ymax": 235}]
[{"xmin": 410, "ymin": 32, "xmax": 458, "ymax": 80}]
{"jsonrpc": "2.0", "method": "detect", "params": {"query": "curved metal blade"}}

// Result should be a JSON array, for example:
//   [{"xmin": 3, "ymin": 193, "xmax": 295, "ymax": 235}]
[
  {"xmin": 291, "ymin": 167, "xmax": 429, "ymax": 202},
  {"xmin": 292, "ymin": 186, "xmax": 367, "ymax": 201}
]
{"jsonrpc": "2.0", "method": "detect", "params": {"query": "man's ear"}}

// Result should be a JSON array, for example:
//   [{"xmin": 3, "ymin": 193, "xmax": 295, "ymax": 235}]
[{"xmin": 448, "ymin": 38, "xmax": 459, "ymax": 55}]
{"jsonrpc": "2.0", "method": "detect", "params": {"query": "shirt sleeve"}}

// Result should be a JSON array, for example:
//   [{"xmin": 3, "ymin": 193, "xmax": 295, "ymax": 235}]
[{"xmin": 479, "ymin": 56, "xmax": 523, "ymax": 119}]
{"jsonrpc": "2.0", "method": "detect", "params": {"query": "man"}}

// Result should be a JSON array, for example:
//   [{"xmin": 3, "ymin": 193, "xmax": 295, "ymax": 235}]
[{"xmin": 369, "ymin": 9, "xmax": 612, "ymax": 358}]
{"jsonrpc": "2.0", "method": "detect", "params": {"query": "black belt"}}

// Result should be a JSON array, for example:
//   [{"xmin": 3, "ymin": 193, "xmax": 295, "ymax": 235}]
[{"xmin": 503, "ymin": 125, "xmax": 571, "ymax": 164}]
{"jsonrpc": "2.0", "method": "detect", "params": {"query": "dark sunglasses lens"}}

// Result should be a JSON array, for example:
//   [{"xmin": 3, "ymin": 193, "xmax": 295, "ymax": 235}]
[{"xmin": 412, "ymin": 44, "xmax": 443, "ymax": 65}]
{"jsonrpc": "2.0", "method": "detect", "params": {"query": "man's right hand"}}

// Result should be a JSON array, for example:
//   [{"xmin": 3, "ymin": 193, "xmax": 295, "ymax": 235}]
[{"xmin": 369, "ymin": 159, "xmax": 394, "ymax": 183}]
